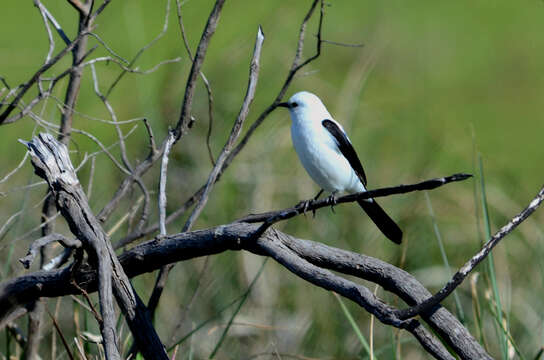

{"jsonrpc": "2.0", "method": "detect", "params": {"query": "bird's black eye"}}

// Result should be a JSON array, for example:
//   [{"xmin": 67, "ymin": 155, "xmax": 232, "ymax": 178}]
[{"xmin": 291, "ymin": 102, "xmax": 299, "ymax": 108}]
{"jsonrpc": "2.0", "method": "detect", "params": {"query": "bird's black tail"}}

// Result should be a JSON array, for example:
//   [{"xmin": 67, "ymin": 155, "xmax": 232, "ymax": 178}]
[{"xmin": 357, "ymin": 199, "xmax": 402, "ymax": 244}]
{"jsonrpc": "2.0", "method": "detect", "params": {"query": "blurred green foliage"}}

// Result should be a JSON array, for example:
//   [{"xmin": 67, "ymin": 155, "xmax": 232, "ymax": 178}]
[{"xmin": 1, "ymin": 0, "xmax": 544, "ymax": 359}]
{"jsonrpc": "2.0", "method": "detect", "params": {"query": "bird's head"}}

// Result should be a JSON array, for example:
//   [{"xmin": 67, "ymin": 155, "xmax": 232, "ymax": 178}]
[{"xmin": 278, "ymin": 91, "xmax": 331, "ymax": 123}]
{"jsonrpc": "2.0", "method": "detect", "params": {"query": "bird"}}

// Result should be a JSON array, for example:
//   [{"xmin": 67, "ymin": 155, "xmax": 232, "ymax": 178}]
[{"xmin": 278, "ymin": 91, "xmax": 402, "ymax": 244}]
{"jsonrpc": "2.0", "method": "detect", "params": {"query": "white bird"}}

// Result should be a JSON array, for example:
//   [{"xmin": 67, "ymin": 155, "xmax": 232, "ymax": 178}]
[{"xmin": 278, "ymin": 91, "xmax": 402, "ymax": 244}]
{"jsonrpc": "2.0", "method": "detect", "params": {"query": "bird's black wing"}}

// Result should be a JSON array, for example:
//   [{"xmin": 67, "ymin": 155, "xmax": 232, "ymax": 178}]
[{"xmin": 322, "ymin": 119, "xmax": 367, "ymax": 186}]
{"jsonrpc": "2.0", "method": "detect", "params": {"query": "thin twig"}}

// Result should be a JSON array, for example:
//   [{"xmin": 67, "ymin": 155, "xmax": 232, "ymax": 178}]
[
  {"xmin": 80, "ymin": 56, "xmax": 182, "ymax": 74},
  {"xmin": 0, "ymin": 153, "xmax": 29, "ymax": 184},
  {"xmin": 35, "ymin": 0, "xmax": 71, "ymax": 46},
  {"xmin": 19, "ymin": 233, "xmax": 82, "ymax": 269},
  {"xmin": 238, "ymin": 173, "xmax": 472, "ymax": 224},
  {"xmin": 90, "ymin": 63, "xmax": 132, "ymax": 172},
  {"xmin": 34, "ymin": 0, "xmax": 56, "ymax": 63},
  {"xmin": 176, "ymin": 0, "xmax": 216, "ymax": 165},
  {"xmin": 144, "ymin": 25, "xmax": 265, "ymax": 324},
  {"xmin": 46, "ymin": 308, "xmax": 75, "ymax": 360},
  {"xmin": 173, "ymin": 0, "xmax": 226, "ymax": 140},
  {"xmin": 184, "ymin": 26, "xmax": 264, "ymax": 231},
  {"xmin": 104, "ymin": 0, "xmax": 172, "ymax": 99},
  {"xmin": 87, "ymin": 32, "xmax": 129, "ymax": 64},
  {"xmin": 159, "ymin": 131, "xmax": 176, "ymax": 236}
]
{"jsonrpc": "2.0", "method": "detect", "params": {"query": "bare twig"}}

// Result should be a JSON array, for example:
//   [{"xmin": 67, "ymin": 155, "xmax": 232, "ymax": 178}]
[
  {"xmin": 0, "ymin": 211, "xmax": 23, "ymax": 241},
  {"xmin": 19, "ymin": 233, "xmax": 82, "ymax": 269},
  {"xmin": 105, "ymin": 0, "xmax": 172, "ymax": 98},
  {"xmin": 159, "ymin": 131, "xmax": 176, "ymax": 236},
  {"xmin": 176, "ymin": 0, "xmax": 216, "ymax": 165},
  {"xmin": 185, "ymin": 26, "xmax": 264, "ymax": 231},
  {"xmin": 145, "ymin": 25, "xmax": 265, "ymax": 323},
  {"xmin": 0, "ymin": 152, "xmax": 29, "ymax": 184},
  {"xmin": 35, "ymin": 0, "xmax": 71, "ymax": 46},
  {"xmin": 173, "ymin": 0, "xmax": 226, "ymax": 141},
  {"xmin": 87, "ymin": 32, "xmax": 129, "ymax": 64},
  {"xmin": 90, "ymin": 63, "xmax": 132, "ymax": 172},
  {"xmin": 81, "ymin": 56, "xmax": 182, "ymax": 74},
  {"xmin": 320, "ymin": 38, "xmax": 364, "ymax": 48},
  {"xmin": 46, "ymin": 307, "xmax": 75, "ymax": 360},
  {"xmin": 34, "ymin": 0, "xmax": 56, "ymax": 63},
  {"xmin": 237, "ymin": 173, "xmax": 472, "ymax": 225}
]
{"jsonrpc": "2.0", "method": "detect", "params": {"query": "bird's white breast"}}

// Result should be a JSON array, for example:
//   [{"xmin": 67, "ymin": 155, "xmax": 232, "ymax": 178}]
[{"xmin": 290, "ymin": 119, "xmax": 364, "ymax": 194}]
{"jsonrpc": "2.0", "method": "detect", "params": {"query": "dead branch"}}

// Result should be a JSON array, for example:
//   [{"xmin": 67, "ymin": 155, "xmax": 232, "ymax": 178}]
[
  {"xmin": 238, "ymin": 173, "xmax": 472, "ymax": 226},
  {"xmin": 175, "ymin": 0, "xmax": 216, "ymax": 165},
  {"xmin": 0, "ymin": 221, "xmax": 499, "ymax": 359},
  {"xmin": 19, "ymin": 233, "xmax": 81, "ymax": 269},
  {"xmin": 20, "ymin": 133, "xmax": 168, "ymax": 360},
  {"xmin": 145, "ymin": 23, "xmax": 265, "ymax": 324},
  {"xmin": 173, "ymin": 0, "xmax": 226, "ymax": 141}
]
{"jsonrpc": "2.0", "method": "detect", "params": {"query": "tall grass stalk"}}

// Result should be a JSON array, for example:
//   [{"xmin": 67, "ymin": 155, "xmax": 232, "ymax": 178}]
[
  {"xmin": 424, "ymin": 191, "xmax": 465, "ymax": 323},
  {"xmin": 209, "ymin": 258, "xmax": 268, "ymax": 358},
  {"xmin": 333, "ymin": 292, "xmax": 374, "ymax": 359},
  {"xmin": 208, "ymin": 258, "xmax": 268, "ymax": 358},
  {"xmin": 478, "ymin": 155, "xmax": 509, "ymax": 360}
]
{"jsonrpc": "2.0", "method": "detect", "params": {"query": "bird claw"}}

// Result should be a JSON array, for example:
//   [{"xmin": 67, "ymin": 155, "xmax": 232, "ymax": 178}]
[
  {"xmin": 296, "ymin": 199, "xmax": 319, "ymax": 218},
  {"xmin": 297, "ymin": 199, "xmax": 312, "ymax": 216},
  {"xmin": 327, "ymin": 194, "xmax": 337, "ymax": 213}
]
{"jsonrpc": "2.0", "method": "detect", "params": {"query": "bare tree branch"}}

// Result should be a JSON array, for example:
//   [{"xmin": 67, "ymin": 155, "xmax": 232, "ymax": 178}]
[
  {"xmin": 175, "ymin": 0, "xmax": 216, "ymax": 165},
  {"xmin": 0, "ymin": 220, "xmax": 500, "ymax": 359},
  {"xmin": 173, "ymin": 0, "xmax": 226, "ymax": 141},
  {"xmin": 159, "ymin": 131, "xmax": 176, "ymax": 236},
  {"xmin": 20, "ymin": 133, "xmax": 168, "ymax": 360},
  {"xmin": 237, "ymin": 173, "xmax": 472, "ymax": 227},
  {"xmin": 145, "ymin": 23, "xmax": 265, "ymax": 325},
  {"xmin": 0, "ymin": 21, "xmax": 95, "ymax": 123},
  {"xmin": 185, "ymin": 25, "xmax": 265, "ymax": 232},
  {"xmin": 19, "ymin": 233, "xmax": 82, "ymax": 269}
]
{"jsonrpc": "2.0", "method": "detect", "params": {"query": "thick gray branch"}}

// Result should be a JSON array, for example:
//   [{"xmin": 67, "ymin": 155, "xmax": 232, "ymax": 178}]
[
  {"xmin": 20, "ymin": 133, "xmax": 168, "ymax": 360},
  {"xmin": 2, "ymin": 222, "xmax": 493, "ymax": 359}
]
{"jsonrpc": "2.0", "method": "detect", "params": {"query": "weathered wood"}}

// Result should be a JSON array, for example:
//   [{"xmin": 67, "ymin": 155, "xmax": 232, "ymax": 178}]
[
  {"xmin": 3, "ymin": 221, "xmax": 491, "ymax": 360},
  {"xmin": 21, "ymin": 133, "xmax": 168, "ymax": 360}
]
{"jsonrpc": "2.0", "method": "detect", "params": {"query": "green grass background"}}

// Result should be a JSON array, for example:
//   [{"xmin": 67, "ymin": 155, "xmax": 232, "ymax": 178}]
[{"xmin": 1, "ymin": 0, "xmax": 544, "ymax": 358}]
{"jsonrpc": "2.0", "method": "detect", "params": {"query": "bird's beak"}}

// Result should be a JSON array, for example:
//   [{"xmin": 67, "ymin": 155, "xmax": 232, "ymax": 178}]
[{"xmin": 277, "ymin": 102, "xmax": 290, "ymax": 109}]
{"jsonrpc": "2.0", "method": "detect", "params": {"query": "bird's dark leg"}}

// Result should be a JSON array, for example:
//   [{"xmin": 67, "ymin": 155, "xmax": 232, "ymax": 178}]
[
  {"xmin": 297, "ymin": 189, "xmax": 324, "ymax": 217},
  {"xmin": 327, "ymin": 191, "xmax": 338, "ymax": 214},
  {"xmin": 311, "ymin": 189, "xmax": 324, "ymax": 217},
  {"xmin": 313, "ymin": 189, "xmax": 324, "ymax": 201}
]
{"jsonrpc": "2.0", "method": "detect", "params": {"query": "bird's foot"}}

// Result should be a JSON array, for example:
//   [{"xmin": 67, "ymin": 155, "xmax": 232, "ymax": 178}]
[
  {"xmin": 296, "ymin": 199, "xmax": 313, "ymax": 216},
  {"xmin": 327, "ymin": 193, "xmax": 338, "ymax": 214},
  {"xmin": 310, "ymin": 189, "xmax": 324, "ymax": 218}
]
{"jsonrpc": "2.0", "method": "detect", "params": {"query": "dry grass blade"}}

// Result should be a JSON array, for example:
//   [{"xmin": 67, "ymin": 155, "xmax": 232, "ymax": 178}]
[{"xmin": 47, "ymin": 308, "xmax": 75, "ymax": 360}]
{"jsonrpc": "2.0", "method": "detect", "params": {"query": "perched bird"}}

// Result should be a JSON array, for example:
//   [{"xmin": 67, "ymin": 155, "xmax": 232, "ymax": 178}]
[{"xmin": 278, "ymin": 91, "xmax": 402, "ymax": 244}]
